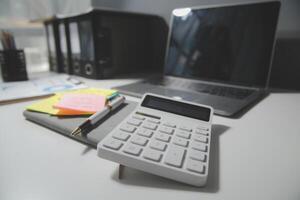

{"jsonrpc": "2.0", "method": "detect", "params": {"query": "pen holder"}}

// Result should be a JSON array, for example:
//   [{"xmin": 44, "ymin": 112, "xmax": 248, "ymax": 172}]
[{"xmin": 0, "ymin": 49, "xmax": 28, "ymax": 82}]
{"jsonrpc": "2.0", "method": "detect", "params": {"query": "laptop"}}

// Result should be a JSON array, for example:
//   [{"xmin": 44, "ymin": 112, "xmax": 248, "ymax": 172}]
[{"xmin": 115, "ymin": 1, "xmax": 281, "ymax": 117}]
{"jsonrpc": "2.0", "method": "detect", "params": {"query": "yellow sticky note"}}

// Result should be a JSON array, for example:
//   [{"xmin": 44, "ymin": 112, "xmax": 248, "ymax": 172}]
[
  {"xmin": 26, "ymin": 88, "xmax": 118, "ymax": 116},
  {"xmin": 26, "ymin": 94, "xmax": 62, "ymax": 115},
  {"xmin": 57, "ymin": 88, "xmax": 116, "ymax": 95}
]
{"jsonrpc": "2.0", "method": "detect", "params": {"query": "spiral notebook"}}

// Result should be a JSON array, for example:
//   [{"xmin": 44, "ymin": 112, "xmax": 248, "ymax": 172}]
[{"xmin": 23, "ymin": 100, "xmax": 137, "ymax": 147}]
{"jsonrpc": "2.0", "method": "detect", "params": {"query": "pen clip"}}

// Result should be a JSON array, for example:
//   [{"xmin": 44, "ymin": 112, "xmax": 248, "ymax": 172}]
[{"xmin": 108, "ymin": 96, "xmax": 125, "ymax": 110}]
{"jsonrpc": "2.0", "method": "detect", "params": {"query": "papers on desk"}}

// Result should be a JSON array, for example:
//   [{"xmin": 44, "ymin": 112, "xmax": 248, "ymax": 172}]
[
  {"xmin": 26, "ymin": 88, "xmax": 118, "ymax": 116},
  {"xmin": 0, "ymin": 75, "xmax": 86, "ymax": 105}
]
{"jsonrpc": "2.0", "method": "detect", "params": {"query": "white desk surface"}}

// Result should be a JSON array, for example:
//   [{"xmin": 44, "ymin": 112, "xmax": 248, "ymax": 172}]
[{"xmin": 0, "ymin": 74, "xmax": 300, "ymax": 200}]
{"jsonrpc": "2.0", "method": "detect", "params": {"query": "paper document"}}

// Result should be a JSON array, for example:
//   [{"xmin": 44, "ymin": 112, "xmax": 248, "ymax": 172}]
[{"xmin": 0, "ymin": 75, "xmax": 86, "ymax": 104}]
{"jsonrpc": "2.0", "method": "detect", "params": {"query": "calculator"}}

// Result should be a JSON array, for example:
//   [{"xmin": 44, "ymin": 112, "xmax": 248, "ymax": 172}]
[{"xmin": 97, "ymin": 93, "xmax": 213, "ymax": 186}]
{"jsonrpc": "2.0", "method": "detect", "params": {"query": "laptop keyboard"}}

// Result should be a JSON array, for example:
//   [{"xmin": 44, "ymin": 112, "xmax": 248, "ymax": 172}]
[
  {"xmin": 147, "ymin": 78, "xmax": 253, "ymax": 100},
  {"xmin": 187, "ymin": 84, "xmax": 253, "ymax": 99}
]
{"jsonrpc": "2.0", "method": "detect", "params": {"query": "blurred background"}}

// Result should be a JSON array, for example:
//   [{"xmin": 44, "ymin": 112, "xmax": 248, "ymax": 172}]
[{"xmin": 0, "ymin": 0, "xmax": 299, "ymax": 89}]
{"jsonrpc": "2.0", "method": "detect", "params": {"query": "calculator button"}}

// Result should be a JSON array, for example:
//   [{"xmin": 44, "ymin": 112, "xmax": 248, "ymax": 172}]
[
  {"xmin": 175, "ymin": 130, "xmax": 191, "ymax": 139},
  {"xmin": 196, "ymin": 126, "xmax": 209, "ymax": 131},
  {"xmin": 132, "ymin": 115, "xmax": 145, "ymax": 121},
  {"xmin": 123, "ymin": 144, "xmax": 142, "ymax": 156},
  {"xmin": 173, "ymin": 137, "xmax": 188, "ymax": 147},
  {"xmin": 193, "ymin": 135, "xmax": 208, "ymax": 143},
  {"xmin": 127, "ymin": 118, "xmax": 142, "ymax": 126},
  {"xmin": 189, "ymin": 149, "xmax": 206, "ymax": 162},
  {"xmin": 131, "ymin": 136, "xmax": 148, "ymax": 146},
  {"xmin": 155, "ymin": 133, "xmax": 171, "ymax": 142},
  {"xmin": 120, "ymin": 124, "xmax": 136, "ymax": 133},
  {"xmin": 112, "ymin": 131, "xmax": 131, "ymax": 141},
  {"xmin": 150, "ymin": 140, "xmax": 167, "ymax": 151},
  {"xmin": 186, "ymin": 159, "xmax": 205, "ymax": 174},
  {"xmin": 163, "ymin": 122, "xmax": 176, "ymax": 128},
  {"xmin": 164, "ymin": 145, "xmax": 186, "ymax": 168},
  {"xmin": 136, "ymin": 128, "xmax": 153, "ymax": 138},
  {"xmin": 191, "ymin": 141, "xmax": 207, "ymax": 152},
  {"xmin": 146, "ymin": 119, "xmax": 160, "ymax": 124},
  {"xmin": 179, "ymin": 126, "xmax": 193, "ymax": 132},
  {"xmin": 103, "ymin": 138, "xmax": 123, "ymax": 150},
  {"xmin": 143, "ymin": 122, "xmax": 158, "ymax": 130},
  {"xmin": 159, "ymin": 126, "xmax": 174, "ymax": 135},
  {"xmin": 195, "ymin": 129, "xmax": 209, "ymax": 136},
  {"xmin": 143, "ymin": 148, "xmax": 162, "ymax": 162}
]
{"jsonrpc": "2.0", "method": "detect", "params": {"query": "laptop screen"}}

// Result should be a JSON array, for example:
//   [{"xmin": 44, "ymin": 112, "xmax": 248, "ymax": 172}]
[{"xmin": 164, "ymin": 2, "xmax": 280, "ymax": 88}]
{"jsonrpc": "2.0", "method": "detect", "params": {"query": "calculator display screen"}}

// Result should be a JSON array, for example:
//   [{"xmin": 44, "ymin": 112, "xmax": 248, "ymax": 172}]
[{"xmin": 141, "ymin": 95, "xmax": 211, "ymax": 121}]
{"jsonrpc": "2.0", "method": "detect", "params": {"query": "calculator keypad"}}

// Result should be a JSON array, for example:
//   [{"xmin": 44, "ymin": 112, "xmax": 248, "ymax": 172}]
[
  {"xmin": 100, "ymin": 113, "xmax": 210, "ymax": 176},
  {"xmin": 96, "ymin": 91, "xmax": 215, "ymax": 187}
]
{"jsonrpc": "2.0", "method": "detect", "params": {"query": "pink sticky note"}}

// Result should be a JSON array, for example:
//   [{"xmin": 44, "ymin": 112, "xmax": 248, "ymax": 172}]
[{"xmin": 54, "ymin": 94, "xmax": 106, "ymax": 113}]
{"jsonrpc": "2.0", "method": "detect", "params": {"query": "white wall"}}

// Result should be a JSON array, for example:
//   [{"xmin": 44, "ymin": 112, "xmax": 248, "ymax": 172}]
[
  {"xmin": 0, "ymin": 0, "xmax": 92, "ymax": 72},
  {"xmin": 0, "ymin": 0, "xmax": 91, "ymax": 20}
]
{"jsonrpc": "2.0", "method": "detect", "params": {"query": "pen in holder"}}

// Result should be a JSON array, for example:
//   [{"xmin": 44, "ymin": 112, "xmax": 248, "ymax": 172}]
[{"xmin": 0, "ymin": 49, "xmax": 28, "ymax": 82}]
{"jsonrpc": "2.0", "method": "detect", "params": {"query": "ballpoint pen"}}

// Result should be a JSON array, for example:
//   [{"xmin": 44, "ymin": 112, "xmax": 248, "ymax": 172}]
[{"xmin": 71, "ymin": 95, "xmax": 125, "ymax": 137}]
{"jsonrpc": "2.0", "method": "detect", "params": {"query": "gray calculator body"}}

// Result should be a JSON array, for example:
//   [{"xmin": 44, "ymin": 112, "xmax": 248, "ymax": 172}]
[{"xmin": 97, "ymin": 93, "xmax": 213, "ymax": 186}]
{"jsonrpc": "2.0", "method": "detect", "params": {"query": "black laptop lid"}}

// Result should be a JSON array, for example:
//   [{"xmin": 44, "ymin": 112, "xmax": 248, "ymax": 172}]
[{"xmin": 165, "ymin": 1, "xmax": 280, "ymax": 88}]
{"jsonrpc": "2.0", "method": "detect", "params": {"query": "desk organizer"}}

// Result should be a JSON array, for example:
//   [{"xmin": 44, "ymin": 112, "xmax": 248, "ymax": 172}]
[{"xmin": 0, "ymin": 49, "xmax": 28, "ymax": 82}]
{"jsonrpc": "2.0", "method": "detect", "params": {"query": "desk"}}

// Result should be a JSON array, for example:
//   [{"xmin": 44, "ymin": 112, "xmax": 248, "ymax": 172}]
[{"xmin": 0, "ymin": 74, "xmax": 300, "ymax": 200}]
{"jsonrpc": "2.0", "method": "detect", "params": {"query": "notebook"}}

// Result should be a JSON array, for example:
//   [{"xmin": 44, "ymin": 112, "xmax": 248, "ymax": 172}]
[{"xmin": 23, "ymin": 100, "xmax": 137, "ymax": 147}]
